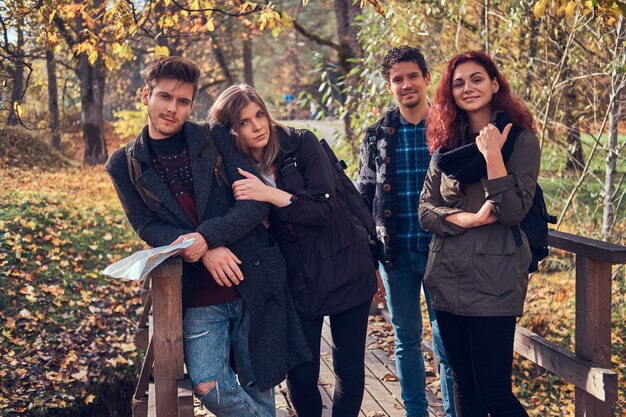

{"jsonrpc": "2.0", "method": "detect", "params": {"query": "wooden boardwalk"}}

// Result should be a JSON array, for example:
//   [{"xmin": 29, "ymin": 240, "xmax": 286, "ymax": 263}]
[
  {"xmin": 141, "ymin": 230, "xmax": 626, "ymax": 417},
  {"xmin": 200, "ymin": 316, "xmax": 445, "ymax": 417}
]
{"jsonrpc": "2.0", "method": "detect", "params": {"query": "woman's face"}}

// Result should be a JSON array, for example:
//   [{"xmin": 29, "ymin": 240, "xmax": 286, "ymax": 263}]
[
  {"xmin": 451, "ymin": 61, "xmax": 499, "ymax": 115},
  {"xmin": 238, "ymin": 101, "xmax": 270, "ymax": 162}
]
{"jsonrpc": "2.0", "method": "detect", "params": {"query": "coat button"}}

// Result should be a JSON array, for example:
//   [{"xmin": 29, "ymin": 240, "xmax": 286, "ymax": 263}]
[
  {"xmin": 383, "ymin": 210, "xmax": 392, "ymax": 218},
  {"xmin": 383, "ymin": 184, "xmax": 392, "ymax": 192},
  {"xmin": 385, "ymin": 260, "xmax": 393, "ymax": 267},
  {"xmin": 385, "ymin": 127, "xmax": 396, "ymax": 135},
  {"xmin": 383, "ymin": 156, "xmax": 391, "ymax": 164},
  {"xmin": 252, "ymin": 259, "xmax": 260, "ymax": 266}
]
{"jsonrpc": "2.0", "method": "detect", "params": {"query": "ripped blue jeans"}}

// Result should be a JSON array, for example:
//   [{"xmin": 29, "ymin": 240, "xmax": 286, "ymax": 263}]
[{"xmin": 183, "ymin": 299, "xmax": 275, "ymax": 417}]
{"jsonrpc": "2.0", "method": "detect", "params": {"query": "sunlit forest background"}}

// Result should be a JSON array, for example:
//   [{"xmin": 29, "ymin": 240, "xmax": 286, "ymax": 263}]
[{"xmin": 1, "ymin": 0, "xmax": 625, "ymax": 415}]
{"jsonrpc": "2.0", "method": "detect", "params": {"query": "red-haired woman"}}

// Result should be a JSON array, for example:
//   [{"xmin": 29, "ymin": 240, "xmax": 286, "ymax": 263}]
[{"xmin": 419, "ymin": 51, "xmax": 538, "ymax": 417}]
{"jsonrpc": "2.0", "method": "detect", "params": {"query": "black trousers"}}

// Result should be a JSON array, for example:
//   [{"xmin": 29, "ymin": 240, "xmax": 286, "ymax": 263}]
[
  {"xmin": 435, "ymin": 311, "xmax": 529, "ymax": 417},
  {"xmin": 286, "ymin": 299, "xmax": 370, "ymax": 417}
]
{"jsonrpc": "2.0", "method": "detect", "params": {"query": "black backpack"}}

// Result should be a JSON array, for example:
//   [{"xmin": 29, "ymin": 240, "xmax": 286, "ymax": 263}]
[
  {"xmin": 285, "ymin": 127, "xmax": 375, "ymax": 236},
  {"xmin": 318, "ymin": 138, "xmax": 375, "ymax": 235},
  {"xmin": 511, "ymin": 184, "xmax": 557, "ymax": 273}
]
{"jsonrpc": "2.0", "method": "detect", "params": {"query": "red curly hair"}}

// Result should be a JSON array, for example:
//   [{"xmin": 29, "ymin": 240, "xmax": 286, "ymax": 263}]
[{"xmin": 426, "ymin": 51, "xmax": 534, "ymax": 153}]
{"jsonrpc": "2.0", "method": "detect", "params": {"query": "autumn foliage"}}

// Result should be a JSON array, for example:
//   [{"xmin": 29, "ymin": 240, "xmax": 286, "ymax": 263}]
[{"xmin": 0, "ymin": 127, "xmax": 145, "ymax": 415}]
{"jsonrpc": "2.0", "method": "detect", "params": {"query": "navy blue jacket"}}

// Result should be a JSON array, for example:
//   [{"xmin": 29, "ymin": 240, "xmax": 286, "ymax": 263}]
[{"xmin": 356, "ymin": 107, "xmax": 404, "ymax": 267}]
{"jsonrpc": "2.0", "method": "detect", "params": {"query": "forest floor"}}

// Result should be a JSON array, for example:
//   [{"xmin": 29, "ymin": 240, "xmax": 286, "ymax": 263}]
[{"xmin": 0, "ymin": 125, "xmax": 624, "ymax": 416}]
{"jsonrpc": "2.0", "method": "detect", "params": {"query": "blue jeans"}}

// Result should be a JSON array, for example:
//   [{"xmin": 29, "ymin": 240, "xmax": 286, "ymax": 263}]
[
  {"xmin": 379, "ymin": 249, "xmax": 455, "ymax": 417},
  {"xmin": 183, "ymin": 300, "xmax": 275, "ymax": 417}
]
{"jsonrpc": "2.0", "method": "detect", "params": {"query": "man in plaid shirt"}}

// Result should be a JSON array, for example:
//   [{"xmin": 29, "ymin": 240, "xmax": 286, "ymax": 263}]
[{"xmin": 357, "ymin": 46, "xmax": 455, "ymax": 417}]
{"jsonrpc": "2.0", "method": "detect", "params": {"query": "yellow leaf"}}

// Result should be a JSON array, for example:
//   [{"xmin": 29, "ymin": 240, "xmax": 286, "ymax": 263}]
[
  {"xmin": 241, "ymin": 1, "xmax": 257, "ymax": 13},
  {"xmin": 88, "ymin": 49, "xmax": 98, "ymax": 65},
  {"xmin": 71, "ymin": 368, "xmax": 89, "ymax": 381},
  {"xmin": 13, "ymin": 102, "xmax": 23, "ymax": 118},
  {"xmin": 154, "ymin": 45, "xmax": 169, "ymax": 57},
  {"xmin": 84, "ymin": 394, "xmax": 96, "ymax": 404},
  {"xmin": 534, "ymin": 0, "xmax": 548, "ymax": 18},
  {"xmin": 205, "ymin": 18, "xmax": 215, "ymax": 31},
  {"xmin": 105, "ymin": 55, "xmax": 116, "ymax": 71},
  {"xmin": 18, "ymin": 309, "xmax": 31, "ymax": 318},
  {"xmin": 565, "ymin": 0, "xmax": 577, "ymax": 18}
]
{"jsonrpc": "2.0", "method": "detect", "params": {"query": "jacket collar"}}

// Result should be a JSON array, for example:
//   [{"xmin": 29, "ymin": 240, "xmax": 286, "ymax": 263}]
[
  {"xmin": 274, "ymin": 124, "xmax": 299, "ymax": 164},
  {"xmin": 131, "ymin": 121, "xmax": 207, "ymax": 162},
  {"xmin": 130, "ymin": 121, "xmax": 216, "ymax": 229}
]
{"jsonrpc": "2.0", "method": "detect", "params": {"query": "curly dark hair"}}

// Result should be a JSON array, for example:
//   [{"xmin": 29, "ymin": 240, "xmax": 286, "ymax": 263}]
[
  {"xmin": 381, "ymin": 45, "xmax": 429, "ymax": 81},
  {"xmin": 142, "ymin": 56, "xmax": 200, "ymax": 100},
  {"xmin": 426, "ymin": 50, "xmax": 534, "ymax": 153}
]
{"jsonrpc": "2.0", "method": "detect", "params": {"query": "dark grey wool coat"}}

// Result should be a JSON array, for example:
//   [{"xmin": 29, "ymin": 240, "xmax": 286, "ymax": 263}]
[{"xmin": 105, "ymin": 121, "xmax": 311, "ymax": 391}]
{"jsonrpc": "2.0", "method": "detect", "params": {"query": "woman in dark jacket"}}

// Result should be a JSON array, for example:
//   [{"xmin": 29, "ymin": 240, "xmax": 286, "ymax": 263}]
[
  {"xmin": 208, "ymin": 83, "xmax": 384, "ymax": 417},
  {"xmin": 419, "ymin": 51, "xmax": 539, "ymax": 417}
]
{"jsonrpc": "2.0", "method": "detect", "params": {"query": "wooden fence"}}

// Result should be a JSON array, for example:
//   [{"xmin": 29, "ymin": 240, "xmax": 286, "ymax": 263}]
[{"xmin": 129, "ymin": 230, "xmax": 624, "ymax": 417}]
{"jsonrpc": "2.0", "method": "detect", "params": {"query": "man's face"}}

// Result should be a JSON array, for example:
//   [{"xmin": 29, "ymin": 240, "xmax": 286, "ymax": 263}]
[
  {"xmin": 142, "ymin": 78, "xmax": 194, "ymax": 139},
  {"xmin": 385, "ymin": 61, "xmax": 430, "ymax": 110}
]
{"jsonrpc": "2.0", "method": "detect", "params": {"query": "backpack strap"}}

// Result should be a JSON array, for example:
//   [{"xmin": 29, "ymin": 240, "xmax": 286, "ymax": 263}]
[
  {"xmin": 125, "ymin": 141, "xmax": 161, "ymax": 212},
  {"xmin": 196, "ymin": 122, "xmax": 229, "ymax": 188}
]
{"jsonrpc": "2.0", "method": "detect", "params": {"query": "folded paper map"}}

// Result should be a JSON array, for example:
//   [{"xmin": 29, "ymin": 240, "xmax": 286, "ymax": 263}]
[{"xmin": 101, "ymin": 239, "xmax": 194, "ymax": 281}]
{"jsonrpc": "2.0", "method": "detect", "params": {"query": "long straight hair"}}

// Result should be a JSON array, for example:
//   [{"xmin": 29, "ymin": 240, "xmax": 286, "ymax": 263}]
[
  {"xmin": 208, "ymin": 83, "xmax": 281, "ymax": 173},
  {"xmin": 426, "ymin": 51, "xmax": 534, "ymax": 153}
]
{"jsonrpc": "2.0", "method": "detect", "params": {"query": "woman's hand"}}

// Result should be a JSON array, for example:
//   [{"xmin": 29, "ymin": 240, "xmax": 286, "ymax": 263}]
[
  {"xmin": 232, "ymin": 168, "xmax": 293, "ymax": 207},
  {"xmin": 232, "ymin": 168, "xmax": 271, "ymax": 202},
  {"xmin": 475, "ymin": 200, "xmax": 498, "ymax": 226},
  {"xmin": 476, "ymin": 123, "xmax": 510, "ymax": 179},
  {"xmin": 444, "ymin": 201, "xmax": 497, "ymax": 228},
  {"xmin": 476, "ymin": 123, "xmax": 511, "ymax": 157}
]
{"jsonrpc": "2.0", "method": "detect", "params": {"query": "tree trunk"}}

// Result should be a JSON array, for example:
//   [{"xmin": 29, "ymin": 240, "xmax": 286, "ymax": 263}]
[
  {"xmin": 211, "ymin": 34, "xmax": 234, "ymax": 84},
  {"xmin": 602, "ymin": 98, "xmax": 619, "ymax": 237},
  {"xmin": 243, "ymin": 38, "xmax": 254, "ymax": 87},
  {"xmin": 7, "ymin": 17, "xmax": 24, "ymax": 126},
  {"xmin": 77, "ymin": 54, "xmax": 108, "ymax": 165},
  {"xmin": 46, "ymin": 48, "xmax": 61, "ymax": 149},
  {"xmin": 602, "ymin": 17, "xmax": 625, "ymax": 238},
  {"xmin": 524, "ymin": 16, "xmax": 539, "ymax": 101},
  {"xmin": 556, "ymin": 25, "xmax": 584, "ymax": 171},
  {"xmin": 333, "ymin": 0, "xmax": 363, "ymax": 144},
  {"xmin": 483, "ymin": 0, "xmax": 489, "ymax": 55}
]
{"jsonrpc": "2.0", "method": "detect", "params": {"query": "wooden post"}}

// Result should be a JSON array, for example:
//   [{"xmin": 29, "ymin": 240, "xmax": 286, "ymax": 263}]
[
  {"xmin": 151, "ymin": 258, "xmax": 184, "ymax": 417},
  {"xmin": 575, "ymin": 255, "xmax": 613, "ymax": 417}
]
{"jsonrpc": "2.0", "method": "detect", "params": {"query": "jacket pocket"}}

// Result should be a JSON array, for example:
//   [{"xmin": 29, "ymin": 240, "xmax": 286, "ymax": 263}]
[
  {"xmin": 314, "ymin": 221, "xmax": 356, "ymax": 259},
  {"xmin": 279, "ymin": 157, "xmax": 306, "ymax": 191},
  {"xmin": 472, "ymin": 228, "xmax": 517, "ymax": 296},
  {"xmin": 474, "ymin": 227, "xmax": 517, "ymax": 255}
]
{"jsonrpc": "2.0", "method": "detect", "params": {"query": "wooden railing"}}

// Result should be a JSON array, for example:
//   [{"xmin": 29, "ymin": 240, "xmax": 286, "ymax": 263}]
[
  {"xmin": 129, "ymin": 231, "xmax": 624, "ymax": 417},
  {"xmin": 131, "ymin": 258, "xmax": 192, "ymax": 417},
  {"xmin": 513, "ymin": 230, "xmax": 623, "ymax": 417}
]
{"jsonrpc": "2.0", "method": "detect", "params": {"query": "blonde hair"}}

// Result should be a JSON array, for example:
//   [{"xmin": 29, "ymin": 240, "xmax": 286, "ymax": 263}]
[{"xmin": 208, "ymin": 83, "xmax": 282, "ymax": 173}]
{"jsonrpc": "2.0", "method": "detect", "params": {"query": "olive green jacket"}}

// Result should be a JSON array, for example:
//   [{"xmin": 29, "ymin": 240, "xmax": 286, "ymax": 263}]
[{"xmin": 418, "ymin": 129, "xmax": 540, "ymax": 316}]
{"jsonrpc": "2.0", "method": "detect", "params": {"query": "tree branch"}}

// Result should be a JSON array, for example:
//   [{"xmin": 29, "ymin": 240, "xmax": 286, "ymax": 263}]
[{"xmin": 291, "ymin": 17, "xmax": 340, "ymax": 51}]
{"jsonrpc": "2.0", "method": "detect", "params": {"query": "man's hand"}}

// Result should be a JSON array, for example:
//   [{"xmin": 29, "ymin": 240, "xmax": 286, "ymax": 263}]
[
  {"xmin": 373, "ymin": 269, "xmax": 386, "ymax": 303},
  {"xmin": 201, "ymin": 246, "xmax": 244, "ymax": 287},
  {"xmin": 171, "ymin": 232, "xmax": 208, "ymax": 263}
]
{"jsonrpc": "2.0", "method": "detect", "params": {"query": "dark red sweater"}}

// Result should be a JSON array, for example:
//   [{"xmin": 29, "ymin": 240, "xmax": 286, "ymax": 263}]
[{"xmin": 149, "ymin": 132, "xmax": 240, "ymax": 307}]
